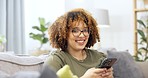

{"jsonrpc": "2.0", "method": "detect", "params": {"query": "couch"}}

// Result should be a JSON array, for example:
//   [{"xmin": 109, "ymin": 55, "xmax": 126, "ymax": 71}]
[
  {"xmin": 0, "ymin": 50, "xmax": 148, "ymax": 78},
  {"xmin": 136, "ymin": 62, "xmax": 148, "ymax": 78},
  {"xmin": 106, "ymin": 50, "xmax": 148, "ymax": 78},
  {"xmin": 0, "ymin": 52, "xmax": 45, "ymax": 78}
]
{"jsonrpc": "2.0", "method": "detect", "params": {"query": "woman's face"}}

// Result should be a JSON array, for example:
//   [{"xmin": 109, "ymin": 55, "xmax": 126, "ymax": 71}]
[{"xmin": 67, "ymin": 21, "xmax": 89, "ymax": 51}]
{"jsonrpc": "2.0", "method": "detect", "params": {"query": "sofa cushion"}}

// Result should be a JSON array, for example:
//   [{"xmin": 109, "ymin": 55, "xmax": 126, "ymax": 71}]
[
  {"xmin": 11, "ymin": 71, "xmax": 40, "ymax": 78},
  {"xmin": 107, "ymin": 50, "xmax": 144, "ymax": 78},
  {"xmin": 0, "ymin": 71, "xmax": 9, "ymax": 78},
  {"xmin": 136, "ymin": 62, "xmax": 148, "ymax": 78},
  {"xmin": 39, "ymin": 65, "xmax": 58, "ymax": 78}
]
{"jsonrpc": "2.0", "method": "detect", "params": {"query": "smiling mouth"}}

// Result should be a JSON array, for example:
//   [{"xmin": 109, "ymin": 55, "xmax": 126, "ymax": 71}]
[{"xmin": 75, "ymin": 40, "xmax": 85, "ymax": 45}]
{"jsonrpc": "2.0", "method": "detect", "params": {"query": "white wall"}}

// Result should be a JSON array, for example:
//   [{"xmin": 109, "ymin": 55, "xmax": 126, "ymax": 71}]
[
  {"xmin": 65, "ymin": 0, "xmax": 134, "ymax": 54},
  {"xmin": 24, "ymin": 0, "xmax": 65, "ymax": 53},
  {"xmin": 95, "ymin": 0, "xmax": 134, "ymax": 54},
  {"xmin": 0, "ymin": 0, "xmax": 6, "ymax": 36},
  {"xmin": 25, "ymin": 0, "xmax": 134, "ymax": 55}
]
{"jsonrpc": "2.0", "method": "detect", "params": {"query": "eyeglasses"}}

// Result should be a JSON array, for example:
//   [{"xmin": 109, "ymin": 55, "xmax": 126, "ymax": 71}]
[{"xmin": 71, "ymin": 27, "xmax": 89, "ymax": 37}]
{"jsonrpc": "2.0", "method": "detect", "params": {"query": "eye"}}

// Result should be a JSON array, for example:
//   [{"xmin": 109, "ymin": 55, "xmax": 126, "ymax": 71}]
[
  {"xmin": 83, "ymin": 28, "xmax": 89, "ymax": 32},
  {"xmin": 71, "ymin": 28, "xmax": 79, "ymax": 33}
]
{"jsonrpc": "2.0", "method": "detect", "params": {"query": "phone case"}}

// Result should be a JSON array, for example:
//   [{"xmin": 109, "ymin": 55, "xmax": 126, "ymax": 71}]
[{"xmin": 96, "ymin": 58, "xmax": 117, "ymax": 69}]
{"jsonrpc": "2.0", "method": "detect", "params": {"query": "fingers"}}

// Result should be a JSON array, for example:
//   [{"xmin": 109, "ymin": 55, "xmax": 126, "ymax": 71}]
[
  {"xmin": 106, "ymin": 67, "xmax": 113, "ymax": 72},
  {"xmin": 86, "ymin": 67, "xmax": 114, "ymax": 78},
  {"xmin": 94, "ymin": 68, "xmax": 106, "ymax": 74},
  {"xmin": 94, "ymin": 68, "xmax": 111, "ymax": 78},
  {"xmin": 101, "ymin": 71, "xmax": 112, "ymax": 77},
  {"xmin": 82, "ymin": 68, "xmax": 105, "ymax": 78},
  {"xmin": 101, "ymin": 67, "xmax": 114, "ymax": 78}
]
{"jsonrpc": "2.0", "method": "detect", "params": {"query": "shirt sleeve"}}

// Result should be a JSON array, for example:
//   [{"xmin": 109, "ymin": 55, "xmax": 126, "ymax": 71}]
[
  {"xmin": 93, "ymin": 49, "xmax": 106, "ymax": 59},
  {"xmin": 44, "ymin": 53, "xmax": 65, "ymax": 72}
]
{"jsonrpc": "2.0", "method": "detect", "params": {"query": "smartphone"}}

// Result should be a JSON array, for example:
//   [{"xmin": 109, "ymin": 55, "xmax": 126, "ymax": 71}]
[{"xmin": 96, "ymin": 58, "xmax": 117, "ymax": 69}]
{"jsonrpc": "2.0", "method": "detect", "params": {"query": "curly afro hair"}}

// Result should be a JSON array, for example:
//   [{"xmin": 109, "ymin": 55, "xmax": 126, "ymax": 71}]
[{"xmin": 48, "ymin": 8, "xmax": 100, "ymax": 51}]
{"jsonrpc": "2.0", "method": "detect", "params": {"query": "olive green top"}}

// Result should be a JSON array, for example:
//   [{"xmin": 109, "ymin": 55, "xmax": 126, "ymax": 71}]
[{"xmin": 45, "ymin": 49, "xmax": 106, "ymax": 77}]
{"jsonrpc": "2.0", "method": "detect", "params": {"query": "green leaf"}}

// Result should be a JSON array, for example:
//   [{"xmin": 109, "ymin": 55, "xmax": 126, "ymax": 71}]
[
  {"xmin": 133, "ymin": 55, "xmax": 138, "ymax": 60},
  {"xmin": 136, "ymin": 19, "xmax": 148, "ymax": 62},
  {"xmin": 29, "ymin": 32, "xmax": 34, "ymax": 35},
  {"xmin": 137, "ymin": 29, "xmax": 145, "ymax": 38},
  {"xmin": 141, "ymin": 37, "xmax": 147, "ymax": 43},
  {"xmin": 30, "ymin": 17, "xmax": 49, "ymax": 49},
  {"xmin": 41, "ymin": 26, "xmax": 48, "ymax": 32},
  {"xmin": 39, "ymin": 17, "xmax": 45, "ymax": 28},
  {"xmin": 139, "ymin": 40, "xmax": 144, "ymax": 44},
  {"xmin": 138, "ymin": 47, "xmax": 147, "ymax": 52},
  {"xmin": 39, "ymin": 17, "xmax": 48, "ymax": 32},
  {"xmin": 147, "ymin": 37, "xmax": 148, "ymax": 44},
  {"xmin": 32, "ymin": 26, "xmax": 40, "ymax": 31},
  {"xmin": 133, "ymin": 55, "xmax": 143, "ymax": 61},
  {"xmin": 29, "ymin": 33, "xmax": 44, "ymax": 43},
  {"xmin": 146, "ymin": 19, "xmax": 148, "ymax": 26},
  {"xmin": 137, "ymin": 20, "xmax": 146, "ymax": 28},
  {"xmin": 42, "ymin": 38, "xmax": 48, "ymax": 44},
  {"xmin": 0, "ymin": 35, "xmax": 6, "ymax": 43},
  {"xmin": 144, "ymin": 57, "xmax": 148, "ymax": 61},
  {"xmin": 137, "ymin": 51, "xmax": 142, "ymax": 55},
  {"xmin": 139, "ymin": 38, "xmax": 146, "ymax": 44}
]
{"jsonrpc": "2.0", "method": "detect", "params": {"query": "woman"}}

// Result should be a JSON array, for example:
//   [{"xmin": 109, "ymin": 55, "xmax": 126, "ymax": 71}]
[{"xmin": 45, "ymin": 8, "xmax": 114, "ymax": 78}]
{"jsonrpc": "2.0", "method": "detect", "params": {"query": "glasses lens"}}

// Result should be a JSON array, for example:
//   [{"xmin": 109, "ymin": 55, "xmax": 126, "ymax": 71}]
[
  {"xmin": 83, "ymin": 28, "xmax": 89, "ymax": 36},
  {"xmin": 71, "ymin": 28, "xmax": 80, "ymax": 37},
  {"xmin": 71, "ymin": 27, "xmax": 89, "ymax": 37}
]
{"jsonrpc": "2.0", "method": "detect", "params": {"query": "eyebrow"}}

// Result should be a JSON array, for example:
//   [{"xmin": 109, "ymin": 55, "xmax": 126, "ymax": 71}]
[{"xmin": 71, "ymin": 27, "xmax": 88, "ymax": 29}]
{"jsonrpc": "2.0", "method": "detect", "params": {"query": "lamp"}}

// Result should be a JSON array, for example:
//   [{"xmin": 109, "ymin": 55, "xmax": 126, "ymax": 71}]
[
  {"xmin": 93, "ymin": 9, "xmax": 110, "ymax": 27},
  {"xmin": 91, "ymin": 9, "xmax": 110, "ymax": 49}
]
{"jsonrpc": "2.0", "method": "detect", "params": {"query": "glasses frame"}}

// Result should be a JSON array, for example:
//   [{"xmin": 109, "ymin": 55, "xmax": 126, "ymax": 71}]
[{"xmin": 71, "ymin": 27, "xmax": 90, "ymax": 37}]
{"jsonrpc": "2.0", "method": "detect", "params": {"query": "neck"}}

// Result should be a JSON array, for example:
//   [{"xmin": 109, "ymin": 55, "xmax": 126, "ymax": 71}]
[{"xmin": 67, "ymin": 48, "xmax": 86, "ymax": 61}]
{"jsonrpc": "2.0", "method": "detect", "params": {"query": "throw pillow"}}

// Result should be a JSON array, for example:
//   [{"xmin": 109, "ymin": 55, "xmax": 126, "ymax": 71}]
[
  {"xmin": 39, "ymin": 65, "xmax": 58, "ymax": 78},
  {"xmin": 107, "ymin": 50, "xmax": 144, "ymax": 78},
  {"xmin": 56, "ymin": 65, "xmax": 78, "ymax": 78}
]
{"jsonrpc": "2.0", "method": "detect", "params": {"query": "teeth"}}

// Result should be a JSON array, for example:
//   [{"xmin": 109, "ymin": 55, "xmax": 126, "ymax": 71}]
[
  {"xmin": 77, "ymin": 41, "xmax": 84, "ymax": 43},
  {"xmin": 76, "ymin": 40, "xmax": 85, "ymax": 43}
]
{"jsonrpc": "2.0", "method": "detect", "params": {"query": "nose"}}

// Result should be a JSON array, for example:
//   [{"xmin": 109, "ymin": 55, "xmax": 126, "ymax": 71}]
[{"xmin": 79, "ymin": 31, "xmax": 85, "ymax": 37}]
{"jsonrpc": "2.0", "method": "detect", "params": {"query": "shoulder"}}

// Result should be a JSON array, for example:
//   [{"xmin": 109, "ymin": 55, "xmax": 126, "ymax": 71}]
[
  {"xmin": 51, "ymin": 50, "xmax": 67, "ymax": 55},
  {"xmin": 86, "ymin": 49, "xmax": 106, "ymax": 58},
  {"xmin": 49, "ymin": 50, "xmax": 68, "ymax": 60},
  {"xmin": 44, "ymin": 50, "xmax": 67, "ymax": 71}
]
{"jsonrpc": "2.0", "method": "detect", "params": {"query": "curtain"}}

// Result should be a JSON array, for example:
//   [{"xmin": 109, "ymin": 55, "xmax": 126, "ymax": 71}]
[{"xmin": 0, "ymin": 0, "xmax": 25, "ymax": 54}]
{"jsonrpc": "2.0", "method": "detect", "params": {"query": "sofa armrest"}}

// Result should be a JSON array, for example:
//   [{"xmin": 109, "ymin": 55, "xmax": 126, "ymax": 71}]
[
  {"xmin": 0, "ymin": 53, "xmax": 44, "ymax": 75},
  {"xmin": 136, "ymin": 62, "xmax": 148, "ymax": 78}
]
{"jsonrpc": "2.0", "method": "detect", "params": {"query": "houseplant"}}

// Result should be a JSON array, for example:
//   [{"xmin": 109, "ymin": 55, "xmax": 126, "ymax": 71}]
[
  {"xmin": 29, "ymin": 17, "xmax": 50, "ymax": 56},
  {"xmin": 134, "ymin": 18, "xmax": 148, "ymax": 61},
  {"xmin": 0, "ymin": 35, "xmax": 6, "ymax": 52}
]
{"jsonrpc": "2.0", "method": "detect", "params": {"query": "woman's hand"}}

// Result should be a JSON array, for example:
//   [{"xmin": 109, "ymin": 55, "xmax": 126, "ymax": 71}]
[
  {"xmin": 101, "ymin": 67, "xmax": 114, "ymax": 78},
  {"xmin": 80, "ymin": 67, "xmax": 114, "ymax": 78}
]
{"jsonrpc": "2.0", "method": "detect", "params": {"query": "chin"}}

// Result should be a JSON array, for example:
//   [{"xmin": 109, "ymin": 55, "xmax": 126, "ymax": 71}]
[{"xmin": 76, "ymin": 46, "xmax": 85, "ymax": 50}]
